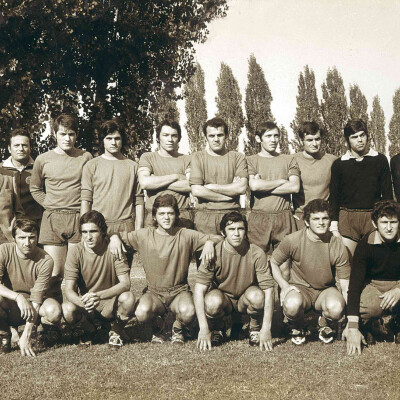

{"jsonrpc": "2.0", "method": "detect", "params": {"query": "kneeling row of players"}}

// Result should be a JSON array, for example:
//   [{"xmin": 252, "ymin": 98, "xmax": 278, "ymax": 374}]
[{"xmin": 1, "ymin": 195, "xmax": 399, "ymax": 357}]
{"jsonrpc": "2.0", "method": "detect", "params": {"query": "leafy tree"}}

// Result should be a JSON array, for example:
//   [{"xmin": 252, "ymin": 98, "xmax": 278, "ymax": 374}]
[
  {"xmin": 244, "ymin": 54, "xmax": 274, "ymax": 155},
  {"xmin": 153, "ymin": 85, "xmax": 180, "ymax": 128},
  {"xmin": 290, "ymin": 65, "xmax": 322, "ymax": 153},
  {"xmin": 279, "ymin": 125, "xmax": 290, "ymax": 155},
  {"xmin": 320, "ymin": 67, "xmax": 348, "ymax": 156},
  {"xmin": 349, "ymin": 84, "xmax": 368, "ymax": 122},
  {"xmin": 184, "ymin": 62, "xmax": 207, "ymax": 153},
  {"xmin": 389, "ymin": 89, "xmax": 400, "ymax": 157},
  {"xmin": 369, "ymin": 95, "xmax": 386, "ymax": 154},
  {"xmin": 215, "ymin": 62, "xmax": 244, "ymax": 151},
  {"xmin": 0, "ymin": 1, "xmax": 228, "ymax": 159}
]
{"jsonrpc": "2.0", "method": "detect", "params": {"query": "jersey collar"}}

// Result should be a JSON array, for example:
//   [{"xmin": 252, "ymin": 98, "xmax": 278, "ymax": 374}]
[{"xmin": 340, "ymin": 148, "xmax": 378, "ymax": 161}]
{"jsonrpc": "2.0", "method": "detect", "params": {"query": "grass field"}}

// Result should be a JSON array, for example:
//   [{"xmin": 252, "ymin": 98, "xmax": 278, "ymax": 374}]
[{"xmin": 2, "ymin": 259, "xmax": 400, "ymax": 400}]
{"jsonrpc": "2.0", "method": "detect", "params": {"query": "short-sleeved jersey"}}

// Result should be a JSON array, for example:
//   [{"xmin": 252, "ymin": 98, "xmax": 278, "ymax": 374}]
[
  {"xmin": 247, "ymin": 154, "xmax": 300, "ymax": 212},
  {"xmin": 30, "ymin": 149, "xmax": 92, "ymax": 211},
  {"xmin": 292, "ymin": 152, "xmax": 337, "ymax": 214},
  {"xmin": 81, "ymin": 156, "xmax": 143, "ymax": 222},
  {"xmin": 271, "ymin": 228, "xmax": 350, "ymax": 290},
  {"xmin": 189, "ymin": 150, "xmax": 248, "ymax": 210},
  {"xmin": 64, "ymin": 242, "xmax": 129, "ymax": 293},
  {"xmin": 120, "ymin": 227, "xmax": 217, "ymax": 288},
  {"xmin": 0, "ymin": 243, "xmax": 53, "ymax": 304},
  {"xmin": 196, "ymin": 240, "xmax": 275, "ymax": 299},
  {"xmin": 138, "ymin": 151, "xmax": 191, "ymax": 211}
]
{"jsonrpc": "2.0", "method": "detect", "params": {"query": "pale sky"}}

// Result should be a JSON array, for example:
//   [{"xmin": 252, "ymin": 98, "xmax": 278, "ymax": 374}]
[{"xmin": 177, "ymin": 0, "xmax": 400, "ymax": 154}]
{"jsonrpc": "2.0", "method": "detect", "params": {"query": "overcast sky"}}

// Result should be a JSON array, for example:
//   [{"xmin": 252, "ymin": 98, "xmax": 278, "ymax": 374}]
[{"xmin": 178, "ymin": 0, "xmax": 400, "ymax": 153}]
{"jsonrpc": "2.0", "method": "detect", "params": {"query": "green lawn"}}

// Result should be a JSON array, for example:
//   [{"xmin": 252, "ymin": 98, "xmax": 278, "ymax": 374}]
[{"xmin": 2, "ymin": 261, "xmax": 400, "ymax": 400}]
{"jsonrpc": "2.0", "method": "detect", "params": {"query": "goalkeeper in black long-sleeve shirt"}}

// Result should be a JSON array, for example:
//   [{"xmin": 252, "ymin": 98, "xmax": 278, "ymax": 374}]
[
  {"xmin": 343, "ymin": 200, "xmax": 400, "ymax": 355},
  {"xmin": 329, "ymin": 120, "xmax": 393, "ymax": 258}
]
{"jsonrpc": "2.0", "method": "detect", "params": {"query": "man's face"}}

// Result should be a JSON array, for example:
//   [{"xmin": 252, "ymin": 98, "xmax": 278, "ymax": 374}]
[
  {"xmin": 259, "ymin": 128, "xmax": 280, "ymax": 153},
  {"xmin": 374, "ymin": 215, "xmax": 399, "ymax": 242},
  {"xmin": 8, "ymin": 135, "xmax": 31, "ymax": 164},
  {"xmin": 159, "ymin": 125, "xmax": 179, "ymax": 153},
  {"xmin": 223, "ymin": 221, "xmax": 246, "ymax": 248},
  {"xmin": 103, "ymin": 131, "xmax": 122, "ymax": 155},
  {"xmin": 81, "ymin": 222, "xmax": 104, "ymax": 250},
  {"xmin": 55, "ymin": 125, "xmax": 77, "ymax": 152},
  {"xmin": 305, "ymin": 211, "xmax": 331, "ymax": 236},
  {"xmin": 348, "ymin": 131, "xmax": 368, "ymax": 154},
  {"xmin": 302, "ymin": 132, "xmax": 322, "ymax": 155},
  {"xmin": 155, "ymin": 206, "xmax": 176, "ymax": 231},
  {"xmin": 15, "ymin": 229, "xmax": 38, "ymax": 257},
  {"xmin": 206, "ymin": 126, "xmax": 226, "ymax": 153}
]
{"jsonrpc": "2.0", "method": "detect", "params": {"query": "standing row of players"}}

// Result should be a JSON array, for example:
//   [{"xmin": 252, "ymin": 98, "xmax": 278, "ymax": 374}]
[{"xmin": 1, "ymin": 114, "xmax": 399, "ymax": 356}]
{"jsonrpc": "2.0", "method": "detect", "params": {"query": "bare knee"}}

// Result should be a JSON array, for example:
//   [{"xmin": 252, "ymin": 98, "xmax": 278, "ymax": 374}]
[
  {"xmin": 177, "ymin": 302, "xmax": 195, "ymax": 324},
  {"xmin": 324, "ymin": 298, "xmax": 345, "ymax": 320},
  {"xmin": 117, "ymin": 292, "xmax": 136, "ymax": 319},
  {"xmin": 204, "ymin": 290, "xmax": 225, "ymax": 318},
  {"xmin": 284, "ymin": 295, "xmax": 303, "ymax": 319},
  {"xmin": 62, "ymin": 302, "xmax": 81, "ymax": 324},
  {"xmin": 42, "ymin": 300, "xmax": 62, "ymax": 325},
  {"xmin": 244, "ymin": 287, "xmax": 264, "ymax": 312},
  {"xmin": 135, "ymin": 298, "xmax": 154, "ymax": 323}
]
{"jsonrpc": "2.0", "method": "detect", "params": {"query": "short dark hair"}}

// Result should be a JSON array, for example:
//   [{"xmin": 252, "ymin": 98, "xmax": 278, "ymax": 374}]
[
  {"xmin": 53, "ymin": 113, "xmax": 78, "ymax": 136},
  {"xmin": 152, "ymin": 194, "xmax": 180, "ymax": 227},
  {"xmin": 203, "ymin": 117, "xmax": 228, "ymax": 137},
  {"xmin": 220, "ymin": 211, "xmax": 248, "ymax": 236},
  {"xmin": 79, "ymin": 211, "xmax": 108, "ymax": 238},
  {"xmin": 344, "ymin": 119, "xmax": 368, "ymax": 140},
  {"xmin": 9, "ymin": 128, "xmax": 31, "ymax": 147},
  {"xmin": 298, "ymin": 121, "xmax": 321, "ymax": 140},
  {"xmin": 371, "ymin": 200, "xmax": 400, "ymax": 225},
  {"xmin": 303, "ymin": 199, "xmax": 333, "ymax": 223},
  {"xmin": 156, "ymin": 120, "xmax": 182, "ymax": 142},
  {"xmin": 12, "ymin": 218, "xmax": 39, "ymax": 238},
  {"xmin": 98, "ymin": 119, "xmax": 127, "ymax": 153},
  {"xmin": 255, "ymin": 121, "xmax": 280, "ymax": 139}
]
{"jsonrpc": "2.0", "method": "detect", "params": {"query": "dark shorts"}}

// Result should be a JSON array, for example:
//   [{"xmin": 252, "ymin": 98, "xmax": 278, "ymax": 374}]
[
  {"xmin": 194, "ymin": 209, "xmax": 238, "ymax": 235},
  {"xmin": 338, "ymin": 208, "xmax": 373, "ymax": 242},
  {"xmin": 144, "ymin": 284, "xmax": 190, "ymax": 310},
  {"xmin": 107, "ymin": 217, "xmax": 135, "ymax": 236},
  {"xmin": 39, "ymin": 209, "xmax": 81, "ymax": 246},
  {"xmin": 225, "ymin": 293, "xmax": 240, "ymax": 313},
  {"xmin": 359, "ymin": 280, "xmax": 400, "ymax": 323},
  {"xmin": 292, "ymin": 284, "xmax": 341, "ymax": 312},
  {"xmin": 145, "ymin": 209, "xmax": 194, "ymax": 229},
  {"xmin": 293, "ymin": 211, "xmax": 305, "ymax": 230},
  {"xmin": 248, "ymin": 210, "xmax": 296, "ymax": 253}
]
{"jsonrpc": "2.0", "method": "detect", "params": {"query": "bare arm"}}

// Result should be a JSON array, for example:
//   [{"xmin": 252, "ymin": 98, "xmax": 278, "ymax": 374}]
[
  {"xmin": 271, "ymin": 175, "xmax": 300, "ymax": 195},
  {"xmin": 270, "ymin": 258, "xmax": 299, "ymax": 304},
  {"xmin": 339, "ymin": 279, "xmax": 349, "ymax": 304},
  {"xmin": 92, "ymin": 273, "xmax": 130, "ymax": 301},
  {"xmin": 259, "ymin": 287, "xmax": 274, "ymax": 351},
  {"xmin": 194, "ymin": 283, "xmax": 212, "ymax": 351},
  {"xmin": 135, "ymin": 203, "xmax": 144, "ymax": 230},
  {"xmin": 81, "ymin": 200, "xmax": 92, "ymax": 216},
  {"xmin": 249, "ymin": 174, "xmax": 288, "ymax": 193},
  {"xmin": 19, "ymin": 301, "xmax": 40, "ymax": 357},
  {"xmin": 138, "ymin": 168, "xmax": 180, "ymax": 190},
  {"xmin": 64, "ymin": 279, "xmax": 86, "ymax": 309},
  {"xmin": 205, "ymin": 177, "xmax": 248, "ymax": 197},
  {"xmin": 191, "ymin": 184, "xmax": 233, "ymax": 202},
  {"xmin": 168, "ymin": 178, "xmax": 191, "ymax": 193}
]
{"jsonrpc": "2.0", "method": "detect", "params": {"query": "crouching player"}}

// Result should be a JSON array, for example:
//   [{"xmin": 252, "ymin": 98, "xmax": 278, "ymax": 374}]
[
  {"xmin": 62, "ymin": 211, "xmax": 135, "ymax": 349},
  {"xmin": 344, "ymin": 200, "xmax": 400, "ymax": 355},
  {"xmin": 270, "ymin": 199, "xmax": 350, "ymax": 345},
  {"xmin": 0, "ymin": 219, "xmax": 61, "ymax": 356},
  {"xmin": 194, "ymin": 211, "xmax": 275, "ymax": 351},
  {"xmin": 110, "ymin": 194, "xmax": 221, "ymax": 344}
]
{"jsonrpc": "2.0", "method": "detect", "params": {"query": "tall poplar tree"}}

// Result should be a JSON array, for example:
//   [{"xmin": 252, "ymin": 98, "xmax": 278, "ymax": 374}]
[
  {"xmin": 290, "ymin": 65, "xmax": 322, "ymax": 152},
  {"xmin": 279, "ymin": 125, "xmax": 290, "ymax": 155},
  {"xmin": 244, "ymin": 54, "xmax": 274, "ymax": 155},
  {"xmin": 369, "ymin": 95, "xmax": 386, "ymax": 154},
  {"xmin": 215, "ymin": 62, "xmax": 244, "ymax": 151},
  {"xmin": 321, "ymin": 67, "xmax": 348, "ymax": 156},
  {"xmin": 184, "ymin": 62, "xmax": 207, "ymax": 153},
  {"xmin": 153, "ymin": 85, "xmax": 180, "ymax": 128},
  {"xmin": 349, "ymin": 84, "xmax": 368, "ymax": 122},
  {"xmin": 389, "ymin": 88, "xmax": 400, "ymax": 157}
]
